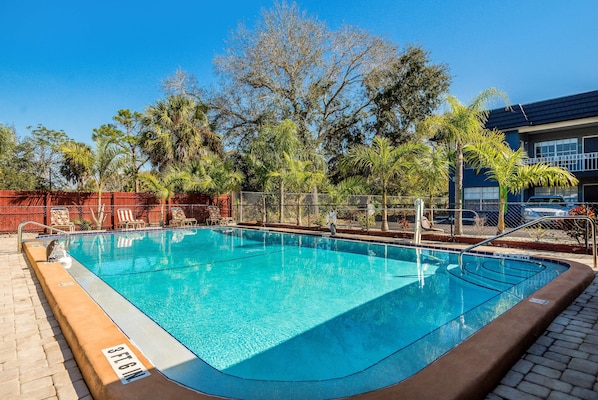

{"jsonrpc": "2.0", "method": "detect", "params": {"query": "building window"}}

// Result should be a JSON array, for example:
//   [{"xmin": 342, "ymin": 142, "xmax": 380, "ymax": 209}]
[
  {"xmin": 534, "ymin": 186, "xmax": 578, "ymax": 202},
  {"xmin": 533, "ymin": 139, "xmax": 579, "ymax": 170},
  {"xmin": 464, "ymin": 187, "xmax": 499, "ymax": 210},
  {"xmin": 534, "ymin": 138, "xmax": 578, "ymax": 158}
]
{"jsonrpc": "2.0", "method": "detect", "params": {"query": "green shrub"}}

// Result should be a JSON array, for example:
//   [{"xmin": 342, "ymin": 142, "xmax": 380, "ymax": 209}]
[{"xmin": 75, "ymin": 219, "xmax": 92, "ymax": 231}]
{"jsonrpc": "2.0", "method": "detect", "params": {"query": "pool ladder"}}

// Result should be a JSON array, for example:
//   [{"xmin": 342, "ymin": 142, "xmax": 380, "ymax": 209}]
[
  {"xmin": 458, "ymin": 216, "xmax": 597, "ymax": 273},
  {"xmin": 17, "ymin": 221, "xmax": 72, "ymax": 253}
]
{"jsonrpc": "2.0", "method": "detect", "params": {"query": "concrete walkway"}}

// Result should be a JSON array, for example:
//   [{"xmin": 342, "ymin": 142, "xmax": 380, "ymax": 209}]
[{"xmin": 0, "ymin": 234, "xmax": 596, "ymax": 399}]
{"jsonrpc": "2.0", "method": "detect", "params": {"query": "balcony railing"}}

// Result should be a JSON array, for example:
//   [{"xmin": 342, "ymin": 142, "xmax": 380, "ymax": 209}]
[{"xmin": 524, "ymin": 152, "xmax": 598, "ymax": 172}]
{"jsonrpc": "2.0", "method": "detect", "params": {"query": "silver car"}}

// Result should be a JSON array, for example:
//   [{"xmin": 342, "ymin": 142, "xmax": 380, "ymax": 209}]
[{"xmin": 522, "ymin": 195, "xmax": 573, "ymax": 223}]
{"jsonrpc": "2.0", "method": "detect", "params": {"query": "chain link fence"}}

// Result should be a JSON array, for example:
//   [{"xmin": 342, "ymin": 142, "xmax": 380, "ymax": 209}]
[
  {"xmin": 233, "ymin": 192, "xmax": 596, "ymax": 250},
  {"xmin": 235, "ymin": 192, "xmax": 448, "ymax": 227}
]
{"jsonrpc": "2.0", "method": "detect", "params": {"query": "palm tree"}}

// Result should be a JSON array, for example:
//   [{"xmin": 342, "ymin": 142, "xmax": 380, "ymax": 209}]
[
  {"xmin": 414, "ymin": 143, "xmax": 449, "ymax": 223},
  {"xmin": 464, "ymin": 131, "xmax": 579, "ymax": 234},
  {"xmin": 247, "ymin": 120, "xmax": 301, "ymax": 223},
  {"xmin": 60, "ymin": 137, "xmax": 125, "ymax": 229},
  {"xmin": 184, "ymin": 152, "xmax": 244, "ymax": 207},
  {"xmin": 425, "ymin": 88, "xmax": 509, "ymax": 235},
  {"xmin": 270, "ymin": 153, "xmax": 326, "ymax": 225},
  {"xmin": 324, "ymin": 176, "xmax": 367, "ymax": 207},
  {"xmin": 342, "ymin": 136, "xmax": 424, "ymax": 231},
  {"xmin": 138, "ymin": 169, "xmax": 186, "ymax": 226},
  {"xmin": 94, "ymin": 109, "xmax": 149, "ymax": 192},
  {"xmin": 59, "ymin": 142, "xmax": 93, "ymax": 190},
  {"xmin": 140, "ymin": 94, "xmax": 222, "ymax": 171}
]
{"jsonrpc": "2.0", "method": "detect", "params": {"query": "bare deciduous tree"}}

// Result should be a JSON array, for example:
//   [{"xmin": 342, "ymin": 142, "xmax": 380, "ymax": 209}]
[{"xmin": 211, "ymin": 1, "xmax": 395, "ymax": 154}]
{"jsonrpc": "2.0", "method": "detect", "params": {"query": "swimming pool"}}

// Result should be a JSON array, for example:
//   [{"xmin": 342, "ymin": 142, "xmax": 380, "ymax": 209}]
[{"xmin": 65, "ymin": 227, "xmax": 568, "ymax": 399}]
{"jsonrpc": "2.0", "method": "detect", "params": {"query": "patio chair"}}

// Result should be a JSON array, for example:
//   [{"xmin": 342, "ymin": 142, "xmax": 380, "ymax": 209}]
[
  {"xmin": 421, "ymin": 216, "xmax": 443, "ymax": 233},
  {"xmin": 206, "ymin": 206, "xmax": 234, "ymax": 225},
  {"xmin": 170, "ymin": 207, "xmax": 197, "ymax": 227},
  {"xmin": 50, "ymin": 207, "xmax": 75, "ymax": 233},
  {"xmin": 116, "ymin": 208, "xmax": 146, "ymax": 230}
]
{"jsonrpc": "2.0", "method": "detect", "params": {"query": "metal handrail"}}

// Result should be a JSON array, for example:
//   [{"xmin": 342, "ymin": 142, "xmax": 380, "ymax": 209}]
[
  {"xmin": 458, "ymin": 216, "xmax": 597, "ymax": 272},
  {"xmin": 427, "ymin": 208, "xmax": 480, "ymax": 219},
  {"xmin": 17, "ymin": 221, "xmax": 72, "ymax": 253}
]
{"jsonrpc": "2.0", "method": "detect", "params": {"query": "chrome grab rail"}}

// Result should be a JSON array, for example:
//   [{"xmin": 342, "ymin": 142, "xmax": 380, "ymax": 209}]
[
  {"xmin": 458, "ymin": 216, "xmax": 597, "ymax": 272},
  {"xmin": 17, "ymin": 221, "xmax": 72, "ymax": 253},
  {"xmin": 426, "ymin": 208, "xmax": 480, "ymax": 220}
]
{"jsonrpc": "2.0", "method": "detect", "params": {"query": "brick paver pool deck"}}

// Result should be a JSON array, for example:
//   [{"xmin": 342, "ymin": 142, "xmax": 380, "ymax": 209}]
[
  {"xmin": 1, "ymin": 233, "xmax": 596, "ymax": 399},
  {"xmin": 487, "ymin": 274, "xmax": 598, "ymax": 400},
  {"xmin": 0, "ymin": 235, "xmax": 92, "ymax": 400}
]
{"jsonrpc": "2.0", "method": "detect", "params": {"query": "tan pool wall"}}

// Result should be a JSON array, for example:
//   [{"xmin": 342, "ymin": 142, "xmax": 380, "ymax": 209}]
[{"xmin": 23, "ymin": 241, "xmax": 595, "ymax": 400}]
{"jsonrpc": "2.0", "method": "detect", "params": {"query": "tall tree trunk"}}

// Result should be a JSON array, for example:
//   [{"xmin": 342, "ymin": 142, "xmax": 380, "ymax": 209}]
[
  {"xmin": 91, "ymin": 191, "xmax": 105, "ymax": 230},
  {"xmin": 381, "ymin": 189, "xmax": 389, "ymax": 231},
  {"xmin": 262, "ymin": 194, "xmax": 267, "ymax": 225},
  {"xmin": 278, "ymin": 181, "xmax": 284, "ymax": 223},
  {"xmin": 312, "ymin": 185, "xmax": 319, "ymax": 223},
  {"xmin": 428, "ymin": 194, "xmax": 434, "ymax": 224},
  {"xmin": 497, "ymin": 189, "xmax": 507, "ymax": 234},
  {"xmin": 454, "ymin": 146, "xmax": 463, "ymax": 236}
]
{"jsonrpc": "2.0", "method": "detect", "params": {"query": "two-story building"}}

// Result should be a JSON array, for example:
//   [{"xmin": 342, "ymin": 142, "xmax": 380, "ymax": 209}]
[{"xmin": 459, "ymin": 90, "xmax": 598, "ymax": 213}]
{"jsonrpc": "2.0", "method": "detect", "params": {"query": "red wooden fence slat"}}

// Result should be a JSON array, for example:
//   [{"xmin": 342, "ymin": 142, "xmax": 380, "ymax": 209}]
[{"xmin": 0, "ymin": 190, "xmax": 230, "ymax": 233}]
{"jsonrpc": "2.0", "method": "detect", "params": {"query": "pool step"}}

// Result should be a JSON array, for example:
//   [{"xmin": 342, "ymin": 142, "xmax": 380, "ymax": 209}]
[
  {"xmin": 466, "ymin": 261, "xmax": 528, "ymax": 285},
  {"xmin": 446, "ymin": 264, "xmax": 515, "ymax": 292}
]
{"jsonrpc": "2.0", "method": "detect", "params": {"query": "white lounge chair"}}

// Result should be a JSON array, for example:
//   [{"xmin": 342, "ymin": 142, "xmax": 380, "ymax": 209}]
[{"xmin": 117, "ymin": 208, "xmax": 146, "ymax": 230}]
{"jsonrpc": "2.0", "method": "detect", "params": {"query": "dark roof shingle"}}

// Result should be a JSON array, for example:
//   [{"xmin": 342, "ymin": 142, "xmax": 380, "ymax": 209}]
[{"xmin": 486, "ymin": 90, "xmax": 598, "ymax": 131}]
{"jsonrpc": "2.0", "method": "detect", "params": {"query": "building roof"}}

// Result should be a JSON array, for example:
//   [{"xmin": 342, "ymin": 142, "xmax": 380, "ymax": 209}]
[{"xmin": 486, "ymin": 90, "xmax": 598, "ymax": 131}]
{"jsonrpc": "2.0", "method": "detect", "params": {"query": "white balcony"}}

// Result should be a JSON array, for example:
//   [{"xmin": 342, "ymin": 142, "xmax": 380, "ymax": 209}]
[{"xmin": 524, "ymin": 152, "xmax": 598, "ymax": 172}]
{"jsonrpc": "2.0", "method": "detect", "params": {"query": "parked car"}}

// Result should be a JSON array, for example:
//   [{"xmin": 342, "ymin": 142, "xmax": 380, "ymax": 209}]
[{"xmin": 522, "ymin": 195, "xmax": 574, "ymax": 223}]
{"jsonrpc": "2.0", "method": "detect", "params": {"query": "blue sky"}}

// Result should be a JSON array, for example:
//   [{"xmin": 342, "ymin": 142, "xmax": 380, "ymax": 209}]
[{"xmin": 1, "ymin": 0, "xmax": 597, "ymax": 144}]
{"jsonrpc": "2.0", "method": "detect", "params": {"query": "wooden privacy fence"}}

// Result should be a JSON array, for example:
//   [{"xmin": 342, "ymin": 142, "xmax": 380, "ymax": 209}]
[{"xmin": 0, "ymin": 190, "xmax": 232, "ymax": 233}]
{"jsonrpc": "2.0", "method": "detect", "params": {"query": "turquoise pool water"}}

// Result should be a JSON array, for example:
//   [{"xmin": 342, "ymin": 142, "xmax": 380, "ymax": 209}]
[{"xmin": 66, "ymin": 227, "xmax": 568, "ymax": 399}]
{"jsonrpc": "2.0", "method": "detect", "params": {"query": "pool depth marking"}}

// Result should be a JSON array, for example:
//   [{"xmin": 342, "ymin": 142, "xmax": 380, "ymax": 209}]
[
  {"xmin": 529, "ymin": 297, "xmax": 550, "ymax": 305},
  {"xmin": 492, "ymin": 252, "xmax": 531, "ymax": 260},
  {"xmin": 102, "ymin": 344, "xmax": 151, "ymax": 384}
]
